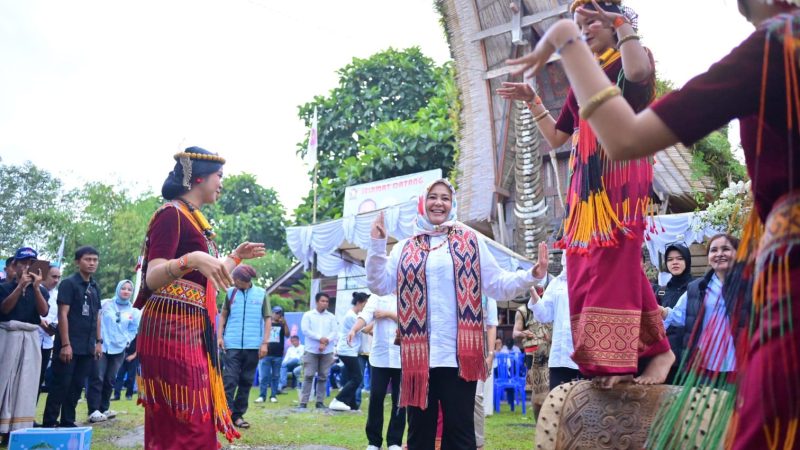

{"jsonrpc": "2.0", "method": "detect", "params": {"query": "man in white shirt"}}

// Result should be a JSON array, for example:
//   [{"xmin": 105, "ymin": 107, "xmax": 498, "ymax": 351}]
[
  {"xmin": 279, "ymin": 335, "xmax": 304, "ymax": 390},
  {"xmin": 529, "ymin": 254, "xmax": 581, "ymax": 390},
  {"xmin": 38, "ymin": 265, "xmax": 61, "ymax": 403},
  {"xmin": 347, "ymin": 293, "xmax": 405, "ymax": 450},
  {"xmin": 299, "ymin": 293, "xmax": 337, "ymax": 409}
]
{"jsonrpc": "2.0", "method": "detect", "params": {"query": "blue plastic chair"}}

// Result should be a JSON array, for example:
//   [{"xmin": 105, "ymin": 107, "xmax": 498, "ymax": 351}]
[{"xmin": 493, "ymin": 353, "xmax": 527, "ymax": 415}]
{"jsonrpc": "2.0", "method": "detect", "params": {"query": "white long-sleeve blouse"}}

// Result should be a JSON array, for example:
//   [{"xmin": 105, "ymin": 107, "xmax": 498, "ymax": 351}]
[{"xmin": 366, "ymin": 234, "xmax": 539, "ymax": 368}]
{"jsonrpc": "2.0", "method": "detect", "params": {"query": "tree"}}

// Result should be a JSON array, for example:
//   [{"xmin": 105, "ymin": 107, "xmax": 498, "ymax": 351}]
[
  {"xmin": 690, "ymin": 126, "xmax": 748, "ymax": 197},
  {"xmin": 0, "ymin": 161, "xmax": 64, "ymax": 255},
  {"xmin": 204, "ymin": 173, "xmax": 288, "ymax": 255},
  {"xmin": 51, "ymin": 183, "xmax": 161, "ymax": 297},
  {"xmin": 293, "ymin": 50, "xmax": 459, "ymax": 223}
]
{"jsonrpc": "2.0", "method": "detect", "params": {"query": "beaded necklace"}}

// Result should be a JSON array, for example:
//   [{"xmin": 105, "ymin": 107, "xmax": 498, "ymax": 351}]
[
  {"xmin": 176, "ymin": 198, "xmax": 216, "ymax": 240},
  {"xmin": 415, "ymin": 227, "xmax": 456, "ymax": 252}
]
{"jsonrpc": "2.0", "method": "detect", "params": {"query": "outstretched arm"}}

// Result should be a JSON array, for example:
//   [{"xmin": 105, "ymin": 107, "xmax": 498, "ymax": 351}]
[
  {"xmin": 507, "ymin": 19, "xmax": 679, "ymax": 160},
  {"xmin": 496, "ymin": 81, "xmax": 571, "ymax": 149}
]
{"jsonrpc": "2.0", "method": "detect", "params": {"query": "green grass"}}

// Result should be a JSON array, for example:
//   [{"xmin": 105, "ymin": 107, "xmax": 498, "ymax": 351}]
[{"xmin": 34, "ymin": 389, "xmax": 536, "ymax": 449}]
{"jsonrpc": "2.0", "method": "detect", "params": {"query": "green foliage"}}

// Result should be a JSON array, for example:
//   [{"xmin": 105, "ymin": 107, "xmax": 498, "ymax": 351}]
[
  {"xmin": 689, "ymin": 126, "xmax": 748, "ymax": 197},
  {"xmin": 655, "ymin": 73, "xmax": 675, "ymax": 99},
  {"xmin": 204, "ymin": 173, "xmax": 288, "ymax": 255},
  {"xmin": 294, "ymin": 51, "xmax": 459, "ymax": 223},
  {"xmin": 0, "ymin": 161, "xmax": 293, "ymax": 298},
  {"xmin": 0, "ymin": 161, "xmax": 64, "ymax": 255},
  {"xmin": 53, "ymin": 183, "xmax": 161, "ymax": 297},
  {"xmin": 247, "ymin": 250, "xmax": 294, "ymax": 288}
]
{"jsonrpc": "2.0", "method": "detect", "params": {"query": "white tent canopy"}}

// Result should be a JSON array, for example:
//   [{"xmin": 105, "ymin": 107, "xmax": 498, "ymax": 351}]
[{"xmin": 286, "ymin": 200, "xmax": 533, "ymax": 278}]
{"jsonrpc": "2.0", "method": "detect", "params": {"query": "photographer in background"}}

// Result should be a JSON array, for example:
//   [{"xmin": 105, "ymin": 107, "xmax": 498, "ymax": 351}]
[{"xmin": 0, "ymin": 247, "xmax": 50, "ymax": 437}]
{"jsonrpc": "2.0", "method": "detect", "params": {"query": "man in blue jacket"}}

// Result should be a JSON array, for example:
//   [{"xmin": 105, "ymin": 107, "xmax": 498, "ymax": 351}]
[{"xmin": 217, "ymin": 265, "xmax": 271, "ymax": 430}]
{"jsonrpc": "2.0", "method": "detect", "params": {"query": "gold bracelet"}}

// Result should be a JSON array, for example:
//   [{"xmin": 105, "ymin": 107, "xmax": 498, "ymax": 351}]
[
  {"xmin": 165, "ymin": 260, "xmax": 178, "ymax": 279},
  {"xmin": 533, "ymin": 109, "xmax": 550, "ymax": 122},
  {"xmin": 616, "ymin": 34, "xmax": 640, "ymax": 49},
  {"xmin": 578, "ymin": 86, "xmax": 622, "ymax": 120}
]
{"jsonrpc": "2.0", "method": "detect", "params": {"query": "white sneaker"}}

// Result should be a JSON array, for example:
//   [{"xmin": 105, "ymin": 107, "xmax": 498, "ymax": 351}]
[
  {"xmin": 388, "ymin": 446, "xmax": 402, "ymax": 450},
  {"xmin": 270, "ymin": 396, "xmax": 278, "ymax": 403},
  {"xmin": 102, "ymin": 410, "xmax": 117, "ymax": 419},
  {"xmin": 366, "ymin": 446, "xmax": 381, "ymax": 450},
  {"xmin": 254, "ymin": 397, "xmax": 265, "ymax": 403},
  {"xmin": 88, "ymin": 410, "xmax": 107, "ymax": 423},
  {"xmin": 329, "ymin": 398, "xmax": 351, "ymax": 411}
]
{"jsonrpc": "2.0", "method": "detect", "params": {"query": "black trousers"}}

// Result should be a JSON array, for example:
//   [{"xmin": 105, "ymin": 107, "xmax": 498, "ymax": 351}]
[
  {"xmin": 37, "ymin": 347, "xmax": 52, "ymax": 404},
  {"xmin": 114, "ymin": 356, "xmax": 139, "ymax": 399},
  {"xmin": 42, "ymin": 353, "xmax": 94, "ymax": 427},
  {"xmin": 407, "ymin": 367, "xmax": 477, "ymax": 450},
  {"xmin": 366, "ymin": 365, "xmax": 406, "ymax": 448},
  {"xmin": 87, "ymin": 352, "xmax": 125, "ymax": 414},
  {"xmin": 549, "ymin": 367, "xmax": 583, "ymax": 391},
  {"xmin": 222, "ymin": 349, "xmax": 259, "ymax": 421},
  {"xmin": 335, "ymin": 355, "xmax": 363, "ymax": 409}
]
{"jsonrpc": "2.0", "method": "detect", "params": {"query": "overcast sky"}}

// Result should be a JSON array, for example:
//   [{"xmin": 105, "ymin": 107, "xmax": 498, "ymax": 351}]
[{"xmin": 0, "ymin": 0, "xmax": 755, "ymax": 213}]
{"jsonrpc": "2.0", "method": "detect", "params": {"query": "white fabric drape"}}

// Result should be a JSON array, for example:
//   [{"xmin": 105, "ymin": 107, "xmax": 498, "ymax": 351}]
[
  {"xmin": 287, "ymin": 200, "xmax": 532, "ymax": 278},
  {"xmin": 644, "ymin": 212, "xmax": 723, "ymax": 267}
]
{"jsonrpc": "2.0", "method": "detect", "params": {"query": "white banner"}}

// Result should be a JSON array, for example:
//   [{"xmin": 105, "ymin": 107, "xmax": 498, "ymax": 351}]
[{"xmin": 342, "ymin": 169, "xmax": 442, "ymax": 217}]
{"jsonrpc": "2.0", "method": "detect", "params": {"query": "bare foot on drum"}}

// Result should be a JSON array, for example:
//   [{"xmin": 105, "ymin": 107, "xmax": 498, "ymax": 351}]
[
  {"xmin": 634, "ymin": 350, "xmax": 676, "ymax": 385},
  {"xmin": 592, "ymin": 374, "xmax": 634, "ymax": 389}
]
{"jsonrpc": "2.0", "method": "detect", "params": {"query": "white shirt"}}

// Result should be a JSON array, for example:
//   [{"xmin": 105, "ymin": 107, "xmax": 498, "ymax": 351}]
[
  {"xmin": 529, "ymin": 273, "xmax": 577, "ymax": 370},
  {"xmin": 484, "ymin": 296, "xmax": 498, "ymax": 327},
  {"xmin": 335, "ymin": 309, "xmax": 360, "ymax": 357},
  {"xmin": 39, "ymin": 287, "xmax": 59, "ymax": 350},
  {"xmin": 283, "ymin": 343, "xmax": 305, "ymax": 363},
  {"xmin": 358, "ymin": 294, "xmax": 401, "ymax": 369},
  {"xmin": 367, "ymin": 235, "xmax": 539, "ymax": 368},
  {"xmin": 301, "ymin": 308, "xmax": 338, "ymax": 355},
  {"xmin": 484, "ymin": 296, "xmax": 498, "ymax": 369}
]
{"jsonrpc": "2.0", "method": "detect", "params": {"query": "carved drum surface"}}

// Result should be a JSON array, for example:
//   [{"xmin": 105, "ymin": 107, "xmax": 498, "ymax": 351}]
[{"xmin": 535, "ymin": 381, "xmax": 730, "ymax": 450}]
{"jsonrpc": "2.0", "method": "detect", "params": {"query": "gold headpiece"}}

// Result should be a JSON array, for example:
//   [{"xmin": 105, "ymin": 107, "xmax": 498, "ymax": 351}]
[
  {"xmin": 173, "ymin": 151, "xmax": 226, "ymax": 189},
  {"xmin": 173, "ymin": 151, "xmax": 227, "ymax": 164},
  {"xmin": 569, "ymin": 0, "xmax": 621, "ymax": 13}
]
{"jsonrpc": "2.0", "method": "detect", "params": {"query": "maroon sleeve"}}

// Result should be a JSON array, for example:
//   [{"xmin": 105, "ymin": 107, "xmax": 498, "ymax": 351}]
[
  {"xmin": 146, "ymin": 207, "xmax": 180, "ymax": 261},
  {"xmin": 650, "ymin": 29, "xmax": 768, "ymax": 146},
  {"xmin": 555, "ymin": 90, "xmax": 576, "ymax": 135}
]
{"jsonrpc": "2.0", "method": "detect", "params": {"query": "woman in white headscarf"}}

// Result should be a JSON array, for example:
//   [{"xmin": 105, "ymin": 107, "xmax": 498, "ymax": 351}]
[{"xmin": 366, "ymin": 178, "xmax": 549, "ymax": 449}]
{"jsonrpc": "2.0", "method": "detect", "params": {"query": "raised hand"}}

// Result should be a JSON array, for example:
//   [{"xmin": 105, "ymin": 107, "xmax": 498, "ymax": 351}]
[
  {"xmin": 506, "ymin": 35, "xmax": 557, "ymax": 78},
  {"xmin": 575, "ymin": 0, "xmax": 623, "ymax": 28},
  {"xmin": 18, "ymin": 271, "xmax": 33, "ymax": 289},
  {"xmin": 371, "ymin": 211, "xmax": 387, "ymax": 240},
  {"xmin": 192, "ymin": 252, "xmax": 234, "ymax": 292},
  {"xmin": 496, "ymin": 81, "xmax": 536, "ymax": 102},
  {"xmin": 529, "ymin": 285, "xmax": 541, "ymax": 305},
  {"xmin": 30, "ymin": 268, "xmax": 43, "ymax": 287},
  {"xmin": 531, "ymin": 241, "xmax": 549, "ymax": 279},
  {"xmin": 233, "ymin": 242, "xmax": 266, "ymax": 260}
]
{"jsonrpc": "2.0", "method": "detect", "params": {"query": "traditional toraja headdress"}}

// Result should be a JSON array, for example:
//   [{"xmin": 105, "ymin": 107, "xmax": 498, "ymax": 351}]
[
  {"xmin": 413, "ymin": 178, "xmax": 458, "ymax": 236},
  {"xmin": 569, "ymin": 0, "xmax": 640, "ymax": 31},
  {"xmin": 173, "ymin": 149, "xmax": 226, "ymax": 189}
]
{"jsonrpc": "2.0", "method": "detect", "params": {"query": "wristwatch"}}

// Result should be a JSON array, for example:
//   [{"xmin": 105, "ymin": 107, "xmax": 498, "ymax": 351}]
[{"xmin": 96, "ymin": 339, "xmax": 104, "ymax": 344}]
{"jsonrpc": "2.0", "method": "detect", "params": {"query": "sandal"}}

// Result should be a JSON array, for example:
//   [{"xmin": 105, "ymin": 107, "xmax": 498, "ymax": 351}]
[{"xmin": 234, "ymin": 418, "xmax": 250, "ymax": 429}]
